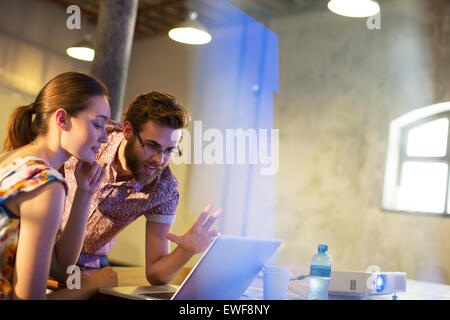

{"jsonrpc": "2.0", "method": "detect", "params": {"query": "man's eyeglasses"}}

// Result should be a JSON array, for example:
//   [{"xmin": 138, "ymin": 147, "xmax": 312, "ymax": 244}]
[{"xmin": 134, "ymin": 130, "xmax": 182, "ymax": 158}]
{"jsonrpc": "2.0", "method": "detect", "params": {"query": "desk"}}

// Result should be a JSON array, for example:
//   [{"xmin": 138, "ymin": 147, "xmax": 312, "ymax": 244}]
[
  {"xmin": 114, "ymin": 266, "xmax": 191, "ymax": 287},
  {"xmin": 108, "ymin": 267, "xmax": 450, "ymax": 300}
]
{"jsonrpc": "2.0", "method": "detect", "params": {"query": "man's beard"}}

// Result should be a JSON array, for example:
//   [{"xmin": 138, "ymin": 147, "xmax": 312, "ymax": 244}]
[{"xmin": 124, "ymin": 136, "xmax": 166, "ymax": 185}]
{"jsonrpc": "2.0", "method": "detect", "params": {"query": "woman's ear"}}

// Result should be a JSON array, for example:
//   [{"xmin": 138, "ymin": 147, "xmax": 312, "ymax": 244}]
[
  {"xmin": 123, "ymin": 121, "xmax": 134, "ymax": 141},
  {"xmin": 55, "ymin": 108, "xmax": 70, "ymax": 130}
]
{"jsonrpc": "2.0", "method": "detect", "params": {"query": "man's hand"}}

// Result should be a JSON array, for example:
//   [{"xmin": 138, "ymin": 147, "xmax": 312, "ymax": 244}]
[
  {"xmin": 166, "ymin": 204, "xmax": 223, "ymax": 255},
  {"xmin": 74, "ymin": 161, "xmax": 106, "ymax": 196}
]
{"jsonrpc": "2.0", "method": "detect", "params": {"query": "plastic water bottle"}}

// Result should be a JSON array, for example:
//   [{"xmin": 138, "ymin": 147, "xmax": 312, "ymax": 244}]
[{"xmin": 307, "ymin": 244, "xmax": 331, "ymax": 300}]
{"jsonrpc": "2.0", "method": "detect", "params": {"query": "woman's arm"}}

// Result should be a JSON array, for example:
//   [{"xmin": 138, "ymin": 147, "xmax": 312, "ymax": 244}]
[
  {"xmin": 13, "ymin": 182, "xmax": 66, "ymax": 299},
  {"xmin": 12, "ymin": 178, "xmax": 117, "ymax": 300},
  {"xmin": 50, "ymin": 161, "xmax": 105, "ymax": 282},
  {"xmin": 49, "ymin": 189, "xmax": 94, "ymax": 282}
]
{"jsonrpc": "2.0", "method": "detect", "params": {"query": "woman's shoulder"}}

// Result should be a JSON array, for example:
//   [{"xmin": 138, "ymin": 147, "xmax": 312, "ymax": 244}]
[
  {"xmin": 0, "ymin": 155, "xmax": 58, "ymax": 177},
  {"xmin": 0, "ymin": 156, "xmax": 68, "ymax": 205}
]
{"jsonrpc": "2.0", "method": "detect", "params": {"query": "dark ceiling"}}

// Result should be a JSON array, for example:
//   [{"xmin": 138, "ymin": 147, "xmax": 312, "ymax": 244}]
[{"xmin": 45, "ymin": 0, "xmax": 332, "ymax": 40}]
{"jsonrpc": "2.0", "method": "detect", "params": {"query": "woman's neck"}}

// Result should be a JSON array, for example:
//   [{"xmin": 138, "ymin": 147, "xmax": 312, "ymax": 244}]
[{"xmin": 30, "ymin": 136, "xmax": 70, "ymax": 169}]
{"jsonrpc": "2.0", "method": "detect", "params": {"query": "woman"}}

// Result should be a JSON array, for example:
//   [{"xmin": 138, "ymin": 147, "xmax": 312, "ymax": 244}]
[{"xmin": 0, "ymin": 72, "xmax": 118, "ymax": 299}]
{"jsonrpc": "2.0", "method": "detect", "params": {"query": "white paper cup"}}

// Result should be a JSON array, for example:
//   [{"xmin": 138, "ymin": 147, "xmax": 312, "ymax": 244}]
[{"xmin": 263, "ymin": 265, "xmax": 292, "ymax": 300}]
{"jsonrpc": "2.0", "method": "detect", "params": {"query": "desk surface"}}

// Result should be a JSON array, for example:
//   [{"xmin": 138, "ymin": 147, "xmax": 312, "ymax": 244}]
[
  {"xmin": 114, "ymin": 266, "xmax": 191, "ymax": 287},
  {"xmin": 110, "ymin": 266, "xmax": 450, "ymax": 300}
]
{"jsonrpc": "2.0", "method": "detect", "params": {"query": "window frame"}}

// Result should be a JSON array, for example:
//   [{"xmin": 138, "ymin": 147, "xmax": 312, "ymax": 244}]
[{"xmin": 382, "ymin": 102, "xmax": 450, "ymax": 217}]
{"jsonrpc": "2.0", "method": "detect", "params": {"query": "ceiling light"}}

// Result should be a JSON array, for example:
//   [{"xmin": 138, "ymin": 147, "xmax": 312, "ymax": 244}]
[
  {"xmin": 327, "ymin": 0, "xmax": 380, "ymax": 18},
  {"xmin": 66, "ymin": 35, "xmax": 95, "ymax": 62},
  {"xmin": 168, "ymin": 12, "xmax": 212, "ymax": 45}
]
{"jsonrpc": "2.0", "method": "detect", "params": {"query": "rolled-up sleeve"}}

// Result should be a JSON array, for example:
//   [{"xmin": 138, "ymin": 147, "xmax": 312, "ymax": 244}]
[{"xmin": 144, "ymin": 191, "xmax": 179, "ymax": 224}]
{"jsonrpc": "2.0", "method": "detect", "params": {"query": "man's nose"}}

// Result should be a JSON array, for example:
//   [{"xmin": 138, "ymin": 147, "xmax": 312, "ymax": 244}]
[{"xmin": 151, "ymin": 150, "xmax": 165, "ymax": 165}]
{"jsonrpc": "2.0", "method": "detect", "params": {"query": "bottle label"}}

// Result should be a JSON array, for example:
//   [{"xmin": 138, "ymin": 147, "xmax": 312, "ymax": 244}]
[{"xmin": 310, "ymin": 265, "xmax": 331, "ymax": 278}]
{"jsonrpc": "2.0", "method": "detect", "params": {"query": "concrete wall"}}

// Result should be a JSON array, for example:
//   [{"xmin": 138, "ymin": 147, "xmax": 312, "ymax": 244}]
[
  {"xmin": 0, "ymin": 0, "xmax": 94, "ymax": 146},
  {"xmin": 269, "ymin": 0, "xmax": 450, "ymax": 284}
]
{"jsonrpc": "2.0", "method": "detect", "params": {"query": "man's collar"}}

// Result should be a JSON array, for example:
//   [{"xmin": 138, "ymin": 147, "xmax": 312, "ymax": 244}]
[{"xmin": 109, "ymin": 178, "xmax": 145, "ymax": 192}]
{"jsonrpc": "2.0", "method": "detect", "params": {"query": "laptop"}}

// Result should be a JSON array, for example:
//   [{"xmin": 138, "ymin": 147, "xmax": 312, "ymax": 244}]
[{"xmin": 99, "ymin": 235, "xmax": 282, "ymax": 300}]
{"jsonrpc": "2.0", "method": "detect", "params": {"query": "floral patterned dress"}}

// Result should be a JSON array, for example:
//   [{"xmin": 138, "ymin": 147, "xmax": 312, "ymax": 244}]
[{"xmin": 0, "ymin": 156, "xmax": 67, "ymax": 299}]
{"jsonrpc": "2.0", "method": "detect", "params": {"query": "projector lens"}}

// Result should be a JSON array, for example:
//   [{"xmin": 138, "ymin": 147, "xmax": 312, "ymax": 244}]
[{"xmin": 376, "ymin": 275, "xmax": 386, "ymax": 292}]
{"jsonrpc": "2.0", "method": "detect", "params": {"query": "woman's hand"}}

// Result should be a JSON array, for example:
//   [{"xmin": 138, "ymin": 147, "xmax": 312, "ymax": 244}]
[
  {"xmin": 166, "ymin": 204, "xmax": 223, "ymax": 255},
  {"xmin": 74, "ymin": 161, "xmax": 106, "ymax": 196},
  {"xmin": 83, "ymin": 266, "xmax": 118, "ymax": 290}
]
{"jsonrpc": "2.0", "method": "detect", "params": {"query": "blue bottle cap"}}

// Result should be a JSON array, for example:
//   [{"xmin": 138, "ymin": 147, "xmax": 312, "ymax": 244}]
[{"xmin": 318, "ymin": 244, "xmax": 328, "ymax": 252}]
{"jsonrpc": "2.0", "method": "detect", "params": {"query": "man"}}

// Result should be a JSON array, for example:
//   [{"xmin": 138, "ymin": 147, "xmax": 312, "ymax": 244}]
[{"xmin": 61, "ymin": 91, "xmax": 222, "ymax": 285}]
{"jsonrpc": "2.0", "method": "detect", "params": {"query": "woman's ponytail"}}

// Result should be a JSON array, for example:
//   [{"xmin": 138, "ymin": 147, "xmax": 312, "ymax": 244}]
[{"xmin": 3, "ymin": 103, "xmax": 36, "ymax": 152}]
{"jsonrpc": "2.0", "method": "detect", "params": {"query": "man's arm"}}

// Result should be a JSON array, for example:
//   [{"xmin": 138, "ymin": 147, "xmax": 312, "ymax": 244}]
[
  {"xmin": 144, "ymin": 221, "xmax": 193, "ymax": 285},
  {"xmin": 144, "ymin": 205, "xmax": 222, "ymax": 285}
]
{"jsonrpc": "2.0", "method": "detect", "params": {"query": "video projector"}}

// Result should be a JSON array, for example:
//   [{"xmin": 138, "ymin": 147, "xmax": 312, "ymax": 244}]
[{"xmin": 328, "ymin": 271, "xmax": 407, "ymax": 298}]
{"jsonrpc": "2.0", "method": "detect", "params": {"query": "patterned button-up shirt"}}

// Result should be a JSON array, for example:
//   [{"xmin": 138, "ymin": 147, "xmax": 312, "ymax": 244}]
[{"xmin": 61, "ymin": 120, "xmax": 179, "ymax": 269}]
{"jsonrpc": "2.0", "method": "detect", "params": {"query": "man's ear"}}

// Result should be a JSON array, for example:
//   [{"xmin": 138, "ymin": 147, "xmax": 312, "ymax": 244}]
[
  {"xmin": 123, "ymin": 121, "xmax": 134, "ymax": 141},
  {"xmin": 55, "ymin": 108, "xmax": 70, "ymax": 130}
]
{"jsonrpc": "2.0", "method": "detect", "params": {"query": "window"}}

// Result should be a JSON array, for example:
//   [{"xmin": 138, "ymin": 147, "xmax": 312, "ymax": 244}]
[{"xmin": 383, "ymin": 102, "xmax": 450, "ymax": 215}]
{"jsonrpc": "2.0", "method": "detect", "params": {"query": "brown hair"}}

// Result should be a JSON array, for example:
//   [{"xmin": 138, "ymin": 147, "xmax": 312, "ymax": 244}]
[
  {"xmin": 123, "ymin": 91, "xmax": 191, "ymax": 133},
  {"xmin": 3, "ymin": 72, "xmax": 108, "ymax": 152}
]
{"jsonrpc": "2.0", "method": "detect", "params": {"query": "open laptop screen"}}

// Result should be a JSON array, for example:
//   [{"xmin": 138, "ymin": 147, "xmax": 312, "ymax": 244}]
[{"xmin": 172, "ymin": 235, "xmax": 282, "ymax": 300}]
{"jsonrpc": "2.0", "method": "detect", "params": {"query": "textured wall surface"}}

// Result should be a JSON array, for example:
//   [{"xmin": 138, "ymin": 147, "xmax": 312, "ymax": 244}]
[
  {"xmin": 0, "ymin": 0, "xmax": 94, "ymax": 147},
  {"xmin": 270, "ymin": 0, "xmax": 450, "ymax": 284}
]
